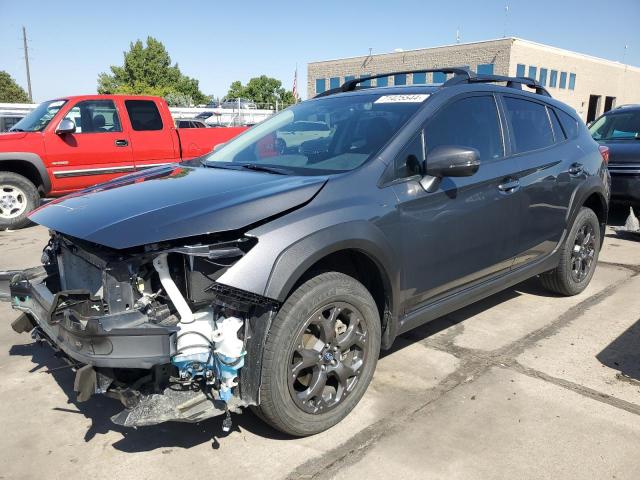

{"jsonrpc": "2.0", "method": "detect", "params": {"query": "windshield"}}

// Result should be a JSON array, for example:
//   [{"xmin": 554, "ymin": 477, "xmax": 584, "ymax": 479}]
[
  {"xmin": 203, "ymin": 93, "xmax": 429, "ymax": 175},
  {"xmin": 589, "ymin": 111, "xmax": 640, "ymax": 141},
  {"xmin": 10, "ymin": 100, "xmax": 67, "ymax": 132}
]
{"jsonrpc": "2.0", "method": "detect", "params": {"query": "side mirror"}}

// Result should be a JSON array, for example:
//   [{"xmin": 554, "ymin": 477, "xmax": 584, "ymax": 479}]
[
  {"xmin": 55, "ymin": 118, "xmax": 76, "ymax": 135},
  {"xmin": 425, "ymin": 145, "xmax": 480, "ymax": 177},
  {"xmin": 420, "ymin": 145, "xmax": 480, "ymax": 192}
]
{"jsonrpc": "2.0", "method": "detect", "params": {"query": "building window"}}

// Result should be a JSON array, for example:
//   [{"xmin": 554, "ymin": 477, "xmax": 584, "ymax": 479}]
[
  {"xmin": 360, "ymin": 74, "xmax": 372, "ymax": 87},
  {"xmin": 568, "ymin": 73, "xmax": 576, "ymax": 90},
  {"xmin": 344, "ymin": 75, "xmax": 355, "ymax": 83},
  {"xmin": 316, "ymin": 78, "xmax": 326, "ymax": 94},
  {"xmin": 394, "ymin": 73, "xmax": 407, "ymax": 85},
  {"xmin": 433, "ymin": 72, "xmax": 446, "ymax": 83},
  {"xmin": 477, "ymin": 63, "xmax": 494, "ymax": 75},
  {"xmin": 539, "ymin": 68, "xmax": 548, "ymax": 86},
  {"xmin": 329, "ymin": 77, "xmax": 340, "ymax": 89},
  {"xmin": 377, "ymin": 76, "xmax": 388, "ymax": 87},
  {"xmin": 549, "ymin": 70, "xmax": 558, "ymax": 88},
  {"xmin": 528, "ymin": 66, "xmax": 537, "ymax": 80},
  {"xmin": 559, "ymin": 72, "xmax": 567, "ymax": 89},
  {"xmin": 516, "ymin": 64, "xmax": 526, "ymax": 77},
  {"xmin": 413, "ymin": 72, "xmax": 426, "ymax": 84}
]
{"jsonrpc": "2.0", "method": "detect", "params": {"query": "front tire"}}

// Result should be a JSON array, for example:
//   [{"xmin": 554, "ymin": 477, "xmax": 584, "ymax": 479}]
[
  {"xmin": 0, "ymin": 172, "xmax": 39, "ymax": 230},
  {"xmin": 540, "ymin": 207, "xmax": 601, "ymax": 296},
  {"xmin": 257, "ymin": 272, "xmax": 381, "ymax": 436}
]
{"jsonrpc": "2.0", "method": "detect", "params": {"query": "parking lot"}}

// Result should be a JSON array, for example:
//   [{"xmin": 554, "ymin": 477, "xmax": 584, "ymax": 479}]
[{"xmin": 1, "ymin": 206, "xmax": 639, "ymax": 480}]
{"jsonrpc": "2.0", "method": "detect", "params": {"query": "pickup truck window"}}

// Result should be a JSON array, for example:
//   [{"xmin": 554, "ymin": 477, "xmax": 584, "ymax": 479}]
[
  {"xmin": 125, "ymin": 100, "xmax": 163, "ymax": 131},
  {"xmin": 10, "ymin": 100, "xmax": 67, "ymax": 132},
  {"xmin": 63, "ymin": 100, "xmax": 122, "ymax": 133}
]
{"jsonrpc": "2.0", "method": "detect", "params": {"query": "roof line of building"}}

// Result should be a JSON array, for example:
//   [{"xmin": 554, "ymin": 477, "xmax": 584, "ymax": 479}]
[
  {"xmin": 512, "ymin": 37, "xmax": 640, "ymax": 72},
  {"xmin": 308, "ymin": 37, "xmax": 514, "ymax": 64},
  {"xmin": 309, "ymin": 36, "xmax": 640, "ymax": 72}
]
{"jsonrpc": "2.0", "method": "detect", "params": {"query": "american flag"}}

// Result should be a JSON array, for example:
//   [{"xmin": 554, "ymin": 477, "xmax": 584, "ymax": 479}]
[{"xmin": 292, "ymin": 66, "xmax": 298, "ymax": 103}]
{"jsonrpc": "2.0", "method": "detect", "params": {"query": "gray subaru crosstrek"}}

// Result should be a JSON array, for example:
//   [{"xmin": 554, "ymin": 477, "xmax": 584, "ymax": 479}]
[{"xmin": 5, "ymin": 68, "xmax": 610, "ymax": 436}]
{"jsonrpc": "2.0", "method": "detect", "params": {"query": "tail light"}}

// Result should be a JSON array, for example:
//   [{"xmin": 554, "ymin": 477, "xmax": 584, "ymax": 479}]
[{"xmin": 598, "ymin": 145, "xmax": 610, "ymax": 165}]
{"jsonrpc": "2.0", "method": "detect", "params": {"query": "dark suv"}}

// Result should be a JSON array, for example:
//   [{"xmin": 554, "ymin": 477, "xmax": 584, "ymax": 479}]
[
  {"xmin": 5, "ymin": 68, "xmax": 610, "ymax": 437},
  {"xmin": 589, "ymin": 104, "xmax": 640, "ymax": 205}
]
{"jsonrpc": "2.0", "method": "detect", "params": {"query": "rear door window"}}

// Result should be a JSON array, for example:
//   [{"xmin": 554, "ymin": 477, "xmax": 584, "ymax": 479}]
[
  {"xmin": 548, "ymin": 107, "xmax": 566, "ymax": 142},
  {"xmin": 502, "ymin": 97, "xmax": 554, "ymax": 153},
  {"xmin": 425, "ymin": 95, "xmax": 504, "ymax": 162},
  {"xmin": 125, "ymin": 100, "xmax": 163, "ymax": 131}
]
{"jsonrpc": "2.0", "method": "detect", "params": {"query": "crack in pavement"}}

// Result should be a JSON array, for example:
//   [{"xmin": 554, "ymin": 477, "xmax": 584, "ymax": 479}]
[{"xmin": 287, "ymin": 263, "xmax": 639, "ymax": 480}]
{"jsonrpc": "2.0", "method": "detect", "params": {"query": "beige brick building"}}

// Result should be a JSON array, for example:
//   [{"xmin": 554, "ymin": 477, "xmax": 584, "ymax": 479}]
[{"xmin": 307, "ymin": 38, "xmax": 640, "ymax": 122}]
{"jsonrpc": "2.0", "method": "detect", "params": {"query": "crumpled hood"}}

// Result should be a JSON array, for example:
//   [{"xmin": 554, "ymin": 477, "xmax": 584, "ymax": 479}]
[{"xmin": 30, "ymin": 164, "xmax": 327, "ymax": 249}]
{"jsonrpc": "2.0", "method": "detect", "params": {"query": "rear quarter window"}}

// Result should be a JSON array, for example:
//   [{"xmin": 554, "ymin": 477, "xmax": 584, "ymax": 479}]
[
  {"xmin": 125, "ymin": 100, "xmax": 163, "ymax": 131},
  {"xmin": 556, "ymin": 109, "xmax": 579, "ymax": 139}
]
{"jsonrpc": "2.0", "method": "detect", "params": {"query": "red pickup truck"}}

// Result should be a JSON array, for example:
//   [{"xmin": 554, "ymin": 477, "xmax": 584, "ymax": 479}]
[{"xmin": 0, "ymin": 95, "xmax": 247, "ymax": 229}]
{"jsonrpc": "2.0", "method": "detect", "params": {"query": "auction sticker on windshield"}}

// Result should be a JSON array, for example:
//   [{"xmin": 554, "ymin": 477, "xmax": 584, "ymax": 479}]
[{"xmin": 374, "ymin": 94, "xmax": 430, "ymax": 104}]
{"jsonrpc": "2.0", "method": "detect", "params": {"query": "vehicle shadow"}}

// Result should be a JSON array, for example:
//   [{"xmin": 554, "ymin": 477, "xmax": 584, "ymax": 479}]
[
  {"xmin": 608, "ymin": 203, "xmax": 635, "ymax": 227},
  {"xmin": 8, "ymin": 341, "xmax": 292, "ymax": 453},
  {"xmin": 596, "ymin": 318, "xmax": 640, "ymax": 384},
  {"xmin": 383, "ymin": 276, "xmax": 553, "ymax": 357}
]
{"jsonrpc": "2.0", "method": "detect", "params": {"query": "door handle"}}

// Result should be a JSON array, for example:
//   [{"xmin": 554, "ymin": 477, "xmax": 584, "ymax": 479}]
[
  {"xmin": 115, "ymin": 139, "xmax": 128, "ymax": 147},
  {"xmin": 568, "ymin": 163, "xmax": 583, "ymax": 175},
  {"xmin": 498, "ymin": 178, "xmax": 520, "ymax": 193}
]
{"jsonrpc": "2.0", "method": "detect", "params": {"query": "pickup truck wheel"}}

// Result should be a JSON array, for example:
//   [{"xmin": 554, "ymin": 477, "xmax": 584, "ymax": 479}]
[
  {"xmin": 540, "ymin": 207, "xmax": 600, "ymax": 296},
  {"xmin": 0, "ymin": 172, "xmax": 39, "ymax": 230},
  {"xmin": 257, "ymin": 272, "xmax": 381, "ymax": 436}
]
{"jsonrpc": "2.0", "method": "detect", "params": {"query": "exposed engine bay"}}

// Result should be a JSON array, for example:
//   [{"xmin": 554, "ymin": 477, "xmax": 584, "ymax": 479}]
[{"xmin": 10, "ymin": 231, "xmax": 277, "ymax": 430}]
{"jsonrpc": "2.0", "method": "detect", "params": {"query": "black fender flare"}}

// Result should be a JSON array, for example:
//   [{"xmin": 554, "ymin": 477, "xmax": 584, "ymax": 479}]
[
  {"xmin": 0, "ymin": 152, "xmax": 51, "ymax": 194},
  {"xmin": 264, "ymin": 220, "xmax": 402, "ymax": 325},
  {"xmin": 565, "ymin": 175, "xmax": 609, "ymax": 245}
]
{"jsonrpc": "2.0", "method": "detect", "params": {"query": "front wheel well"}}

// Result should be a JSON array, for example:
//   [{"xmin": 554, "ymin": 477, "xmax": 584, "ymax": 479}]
[
  {"xmin": 291, "ymin": 249, "xmax": 392, "ymax": 333},
  {"xmin": 0, "ymin": 160, "xmax": 45, "ymax": 196}
]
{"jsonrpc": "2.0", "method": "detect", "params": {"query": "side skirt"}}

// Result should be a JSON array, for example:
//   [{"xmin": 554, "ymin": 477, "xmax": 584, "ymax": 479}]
[{"xmin": 395, "ymin": 252, "xmax": 560, "ymax": 337}]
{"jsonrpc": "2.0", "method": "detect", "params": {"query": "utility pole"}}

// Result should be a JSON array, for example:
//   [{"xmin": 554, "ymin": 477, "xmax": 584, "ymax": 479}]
[{"xmin": 22, "ymin": 26, "xmax": 33, "ymax": 102}]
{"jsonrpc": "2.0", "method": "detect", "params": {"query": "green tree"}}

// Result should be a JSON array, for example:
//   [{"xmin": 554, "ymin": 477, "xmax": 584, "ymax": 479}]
[
  {"xmin": 97, "ymin": 37, "xmax": 208, "ymax": 105},
  {"xmin": 0, "ymin": 71, "xmax": 30, "ymax": 103},
  {"xmin": 225, "ymin": 75, "xmax": 296, "ymax": 108}
]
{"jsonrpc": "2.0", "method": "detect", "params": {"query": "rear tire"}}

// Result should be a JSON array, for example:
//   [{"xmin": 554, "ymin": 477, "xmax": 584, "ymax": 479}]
[
  {"xmin": 0, "ymin": 172, "xmax": 39, "ymax": 230},
  {"xmin": 257, "ymin": 272, "xmax": 381, "ymax": 436},
  {"xmin": 540, "ymin": 207, "xmax": 600, "ymax": 296}
]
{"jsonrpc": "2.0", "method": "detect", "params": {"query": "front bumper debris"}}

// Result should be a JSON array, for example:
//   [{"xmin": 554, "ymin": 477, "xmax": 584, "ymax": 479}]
[
  {"xmin": 110, "ymin": 387, "xmax": 246, "ymax": 427},
  {"xmin": 9, "ymin": 272, "xmax": 177, "ymax": 369},
  {"xmin": 0, "ymin": 266, "xmax": 45, "ymax": 302}
]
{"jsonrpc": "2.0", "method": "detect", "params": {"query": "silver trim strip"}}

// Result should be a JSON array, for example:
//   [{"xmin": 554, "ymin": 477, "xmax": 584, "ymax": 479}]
[{"xmin": 52, "ymin": 162, "xmax": 173, "ymax": 179}]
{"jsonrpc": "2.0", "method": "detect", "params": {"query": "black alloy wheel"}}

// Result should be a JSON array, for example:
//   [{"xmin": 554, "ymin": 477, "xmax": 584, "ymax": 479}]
[{"xmin": 288, "ymin": 302, "xmax": 368, "ymax": 414}]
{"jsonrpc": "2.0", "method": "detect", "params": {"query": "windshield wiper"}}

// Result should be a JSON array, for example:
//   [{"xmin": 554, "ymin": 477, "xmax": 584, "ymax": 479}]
[
  {"xmin": 9, "ymin": 128, "xmax": 25, "ymax": 132},
  {"xmin": 200, "ymin": 160, "xmax": 237, "ymax": 170},
  {"xmin": 240, "ymin": 164, "xmax": 290, "ymax": 175}
]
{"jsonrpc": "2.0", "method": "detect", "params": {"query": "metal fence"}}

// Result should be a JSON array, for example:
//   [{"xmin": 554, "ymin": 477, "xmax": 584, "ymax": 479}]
[{"xmin": 0, "ymin": 102, "xmax": 293, "ymax": 128}]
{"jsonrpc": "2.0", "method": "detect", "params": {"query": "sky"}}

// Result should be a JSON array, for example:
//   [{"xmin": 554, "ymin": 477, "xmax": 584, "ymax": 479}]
[{"xmin": 1, "ymin": 0, "xmax": 638, "ymax": 103}]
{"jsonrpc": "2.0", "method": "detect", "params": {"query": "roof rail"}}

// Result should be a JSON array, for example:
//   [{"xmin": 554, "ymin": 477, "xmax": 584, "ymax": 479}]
[
  {"xmin": 445, "ymin": 73, "xmax": 551, "ymax": 96},
  {"xmin": 313, "ymin": 68, "xmax": 552, "ymax": 98}
]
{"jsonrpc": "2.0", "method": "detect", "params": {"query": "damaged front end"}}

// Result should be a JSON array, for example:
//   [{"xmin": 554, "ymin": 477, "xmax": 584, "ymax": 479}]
[{"xmin": 8, "ymin": 231, "xmax": 277, "ymax": 429}]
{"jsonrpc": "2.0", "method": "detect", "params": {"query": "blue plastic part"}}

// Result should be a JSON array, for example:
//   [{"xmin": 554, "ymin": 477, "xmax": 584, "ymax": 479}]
[
  {"xmin": 171, "ymin": 350, "xmax": 245, "ymax": 403},
  {"xmin": 216, "ymin": 353, "xmax": 245, "ymax": 401}
]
